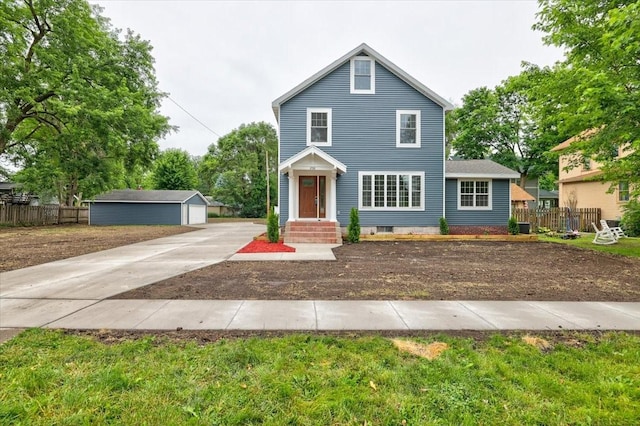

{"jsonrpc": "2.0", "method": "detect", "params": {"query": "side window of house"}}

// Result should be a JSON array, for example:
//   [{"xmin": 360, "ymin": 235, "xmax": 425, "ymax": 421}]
[
  {"xmin": 618, "ymin": 181, "xmax": 630, "ymax": 202},
  {"xmin": 306, "ymin": 108, "xmax": 332, "ymax": 146},
  {"xmin": 350, "ymin": 57, "xmax": 375, "ymax": 94},
  {"xmin": 458, "ymin": 180, "xmax": 492, "ymax": 210},
  {"xmin": 360, "ymin": 172, "xmax": 424, "ymax": 210},
  {"xmin": 396, "ymin": 110, "xmax": 421, "ymax": 148}
]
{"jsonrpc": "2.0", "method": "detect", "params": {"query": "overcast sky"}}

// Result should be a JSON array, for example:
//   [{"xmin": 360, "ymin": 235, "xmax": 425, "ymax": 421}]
[{"xmin": 90, "ymin": 0, "xmax": 564, "ymax": 157}]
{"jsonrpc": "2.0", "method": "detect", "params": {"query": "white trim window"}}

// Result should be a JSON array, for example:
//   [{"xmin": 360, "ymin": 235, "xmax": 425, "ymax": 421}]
[
  {"xmin": 350, "ymin": 56, "xmax": 375, "ymax": 94},
  {"xmin": 458, "ymin": 179, "xmax": 492, "ymax": 210},
  {"xmin": 359, "ymin": 172, "xmax": 424, "ymax": 210},
  {"xmin": 396, "ymin": 110, "xmax": 421, "ymax": 148},
  {"xmin": 618, "ymin": 181, "xmax": 630, "ymax": 202},
  {"xmin": 306, "ymin": 108, "xmax": 332, "ymax": 146}
]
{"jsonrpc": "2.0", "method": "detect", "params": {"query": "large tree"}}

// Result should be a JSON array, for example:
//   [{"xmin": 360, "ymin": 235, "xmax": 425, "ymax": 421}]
[
  {"xmin": 152, "ymin": 148, "xmax": 198, "ymax": 191},
  {"xmin": 452, "ymin": 66, "xmax": 568, "ymax": 189},
  {"xmin": 1, "ymin": 0, "xmax": 170, "ymax": 203},
  {"xmin": 199, "ymin": 122, "xmax": 277, "ymax": 218},
  {"xmin": 534, "ymin": 0, "xmax": 640, "ymax": 194}
]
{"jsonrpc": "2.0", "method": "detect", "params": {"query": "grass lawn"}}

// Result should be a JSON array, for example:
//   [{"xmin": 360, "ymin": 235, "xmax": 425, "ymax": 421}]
[
  {"xmin": 539, "ymin": 234, "xmax": 640, "ymax": 258},
  {"xmin": 2, "ymin": 330, "xmax": 639, "ymax": 425}
]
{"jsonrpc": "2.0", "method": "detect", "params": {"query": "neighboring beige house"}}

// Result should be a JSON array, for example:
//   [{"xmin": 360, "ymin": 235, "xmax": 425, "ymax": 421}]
[{"xmin": 551, "ymin": 130, "xmax": 632, "ymax": 221}]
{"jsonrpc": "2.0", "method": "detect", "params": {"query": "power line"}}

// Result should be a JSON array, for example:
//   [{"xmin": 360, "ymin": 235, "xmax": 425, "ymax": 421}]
[{"xmin": 167, "ymin": 96, "xmax": 221, "ymax": 138}]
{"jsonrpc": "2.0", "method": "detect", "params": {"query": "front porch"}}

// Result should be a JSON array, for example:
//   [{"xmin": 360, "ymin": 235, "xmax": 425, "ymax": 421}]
[{"xmin": 279, "ymin": 146, "xmax": 346, "ymax": 243}]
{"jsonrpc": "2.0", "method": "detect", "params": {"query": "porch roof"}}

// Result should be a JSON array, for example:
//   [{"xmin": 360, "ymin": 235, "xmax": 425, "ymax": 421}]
[{"xmin": 279, "ymin": 146, "xmax": 347, "ymax": 175}]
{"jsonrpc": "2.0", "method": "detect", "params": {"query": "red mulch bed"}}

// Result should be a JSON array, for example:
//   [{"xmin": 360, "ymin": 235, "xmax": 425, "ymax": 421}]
[{"xmin": 237, "ymin": 240, "xmax": 296, "ymax": 253}]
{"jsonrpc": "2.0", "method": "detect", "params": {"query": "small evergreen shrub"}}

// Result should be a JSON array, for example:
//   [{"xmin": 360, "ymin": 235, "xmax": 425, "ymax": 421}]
[
  {"xmin": 267, "ymin": 209, "xmax": 279, "ymax": 243},
  {"xmin": 439, "ymin": 217, "xmax": 449, "ymax": 235},
  {"xmin": 347, "ymin": 207, "xmax": 360, "ymax": 243},
  {"xmin": 508, "ymin": 216, "xmax": 519, "ymax": 235},
  {"xmin": 621, "ymin": 199, "xmax": 640, "ymax": 237}
]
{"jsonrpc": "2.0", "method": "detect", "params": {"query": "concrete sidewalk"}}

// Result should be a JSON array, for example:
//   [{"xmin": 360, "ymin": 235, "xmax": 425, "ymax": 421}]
[{"xmin": 2, "ymin": 299, "xmax": 639, "ymax": 331}]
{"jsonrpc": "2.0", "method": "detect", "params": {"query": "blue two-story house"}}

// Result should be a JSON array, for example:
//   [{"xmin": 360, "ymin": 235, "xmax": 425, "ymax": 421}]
[{"xmin": 272, "ymin": 43, "xmax": 518, "ymax": 243}]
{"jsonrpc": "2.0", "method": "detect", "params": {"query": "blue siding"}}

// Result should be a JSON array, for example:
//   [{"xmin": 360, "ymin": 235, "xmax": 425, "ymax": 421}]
[
  {"xmin": 444, "ymin": 179, "xmax": 511, "ymax": 225},
  {"xmin": 279, "ymin": 61, "xmax": 444, "ymax": 226},
  {"xmin": 185, "ymin": 194, "xmax": 207, "ymax": 205},
  {"xmin": 90, "ymin": 203, "xmax": 182, "ymax": 225}
]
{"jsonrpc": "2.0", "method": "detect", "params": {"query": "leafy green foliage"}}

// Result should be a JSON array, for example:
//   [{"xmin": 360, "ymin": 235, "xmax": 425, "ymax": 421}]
[
  {"xmin": 267, "ymin": 208, "xmax": 279, "ymax": 243},
  {"xmin": 2, "ymin": 329, "xmax": 640, "ymax": 424},
  {"xmin": 439, "ymin": 217, "xmax": 449, "ymax": 235},
  {"xmin": 508, "ymin": 216, "xmax": 519, "ymax": 235},
  {"xmin": 347, "ymin": 207, "xmax": 360, "ymax": 243},
  {"xmin": 0, "ymin": 0, "xmax": 170, "ymax": 204},
  {"xmin": 152, "ymin": 149, "xmax": 198, "ymax": 190},
  {"xmin": 534, "ymin": 0, "xmax": 640, "ymax": 194},
  {"xmin": 451, "ymin": 66, "xmax": 569, "ymax": 188},
  {"xmin": 199, "ymin": 122, "xmax": 277, "ymax": 218},
  {"xmin": 621, "ymin": 200, "xmax": 640, "ymax": 237}
]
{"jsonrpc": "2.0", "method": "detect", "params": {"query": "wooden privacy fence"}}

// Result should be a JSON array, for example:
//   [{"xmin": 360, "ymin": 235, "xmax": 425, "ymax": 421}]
[
  {"xmin": 512, "ymin": 208, "xmax": 601, "ymax": 233},
  {"xmin": 0, "ymin": 205, "xmax": 88, "ymax": 226}
]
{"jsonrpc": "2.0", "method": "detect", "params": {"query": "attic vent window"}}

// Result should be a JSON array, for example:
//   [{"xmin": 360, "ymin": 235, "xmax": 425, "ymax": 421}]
[{"xmin": 350, "ymin": 56, "xmax": 375, "ymax": 94}]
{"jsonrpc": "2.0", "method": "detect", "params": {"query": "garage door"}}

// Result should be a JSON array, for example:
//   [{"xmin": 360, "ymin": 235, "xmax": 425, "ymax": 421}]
[{"xmin": 188, "ymin": 205, "xmax": 206, "ymax": 224}]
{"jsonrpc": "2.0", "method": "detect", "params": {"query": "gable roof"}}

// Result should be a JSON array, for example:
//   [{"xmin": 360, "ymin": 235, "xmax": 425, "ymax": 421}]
[
  {"xmin": 279, "ymin": 145, "xmax": 347, "ymax": 174},
  {"xmin": 93, "ymin": 189, "xmax": 208, "ymax": 204},
  {"xmin": 445, "ymin": 160, "xmax": 520, "ymax": 179},
  {"xmin": 510, "ymin": 183, "xmax": 536, "ymax": 201},
  {"xmin": 272, "ymin": 43, "xmax": 454, "ymax": 119}
]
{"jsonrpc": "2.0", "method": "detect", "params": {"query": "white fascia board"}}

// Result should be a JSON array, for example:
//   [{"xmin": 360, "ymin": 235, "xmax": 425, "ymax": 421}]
[{"xmin": 446, "ymin": 173, "xmax": 521, "ymax": 179}]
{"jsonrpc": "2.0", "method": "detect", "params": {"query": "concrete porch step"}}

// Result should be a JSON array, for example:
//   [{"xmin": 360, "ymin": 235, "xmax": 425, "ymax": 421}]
[{"xmin": 284, "ymin": 221, "xmax": 342, "ymax": 244}]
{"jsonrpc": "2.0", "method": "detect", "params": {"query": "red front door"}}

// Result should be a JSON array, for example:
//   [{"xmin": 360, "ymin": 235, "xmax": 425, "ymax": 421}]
[{"xmin": 299, "ymin": 176, "xmax": 326, "ymax": 218}]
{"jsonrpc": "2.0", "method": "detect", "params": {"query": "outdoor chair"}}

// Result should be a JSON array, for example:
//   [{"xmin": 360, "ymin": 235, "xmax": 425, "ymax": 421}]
[
  {"xmin": 591, "ymin": 222, "xmax": 617, "ymax": 245},
  {"xmin": 600, "ymin": 219, "xmax": 627, "ymax": 240}
]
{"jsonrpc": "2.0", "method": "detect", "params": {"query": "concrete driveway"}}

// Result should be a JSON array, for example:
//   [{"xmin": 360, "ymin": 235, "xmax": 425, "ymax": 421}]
[{"xmin": 0, "ymin": 222, "xmax": 264, "ymax": 328}]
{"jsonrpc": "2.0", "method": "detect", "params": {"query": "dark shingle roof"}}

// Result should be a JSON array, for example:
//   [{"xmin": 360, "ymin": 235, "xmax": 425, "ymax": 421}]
[
  {"xmin": 445, "ymin": 160, "xmax": 520, "ymax": 178},
  {"xmin": 538, "ymin": 189, "xmax": 559, "ymax": 199},
  {"xmin": 93, "ymin": 189, "xmax": 206, "ymax": 203},
  {"xmin": 0, "ymin": 182, "xmax": 18, "ymax": 191}
]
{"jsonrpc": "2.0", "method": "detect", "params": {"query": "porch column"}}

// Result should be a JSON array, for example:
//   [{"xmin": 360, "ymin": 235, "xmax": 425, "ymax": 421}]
[
  {"xmin": 288, "ymin": 173, "xmax": 295, "ymax": 221},
  {"xmin": 329, "ymin": 172, "xmax": 337, "ymax": 222}
]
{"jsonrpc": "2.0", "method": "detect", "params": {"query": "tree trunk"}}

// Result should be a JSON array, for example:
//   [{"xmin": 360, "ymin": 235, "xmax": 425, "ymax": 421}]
[{"xmin": 519, "ymin": 173, "xmax": 528, "ymax": 189}]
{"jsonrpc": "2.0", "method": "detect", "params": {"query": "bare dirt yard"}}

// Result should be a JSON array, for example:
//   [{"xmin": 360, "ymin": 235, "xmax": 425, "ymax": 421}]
[
  {"xmin": 0, "ymin": 225, "xmax": 196, "ymax": 272},
  {"xmin": 113, "ymin": 241, "xmax": 640, "ymax": 302},
  {"xmin": 3, "ymin": 225, "xmax": 638, "ymax": 301}
]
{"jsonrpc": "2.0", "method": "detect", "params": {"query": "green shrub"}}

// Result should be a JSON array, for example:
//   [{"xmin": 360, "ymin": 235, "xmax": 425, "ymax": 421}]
[
  {"xmin": 267, "ymin": 209, "xmax": 279, "ymax": 243},
  {"xmin": 508, "ymin": 216, "xmax": 519, "ymax": 235},
  {"xmin": 347, "ymin": 207, "xmax": 360, "ymax": 243},
  {"xmin": 621, "ymin": 199, "xmax": 640, "ymax": 237},
  {"xmin": 207, "ymin": 212, "xmax": 220, "ymax": 218},
  {"xmin": 439, "ymin": 217, "xmax": 449, "ymax": 235}
]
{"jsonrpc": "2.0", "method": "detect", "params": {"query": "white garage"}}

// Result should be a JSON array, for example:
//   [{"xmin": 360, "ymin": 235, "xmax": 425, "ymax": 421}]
[{"xmin": 187, "ymin": 204, "xmax": 207, "ymax": 225}]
